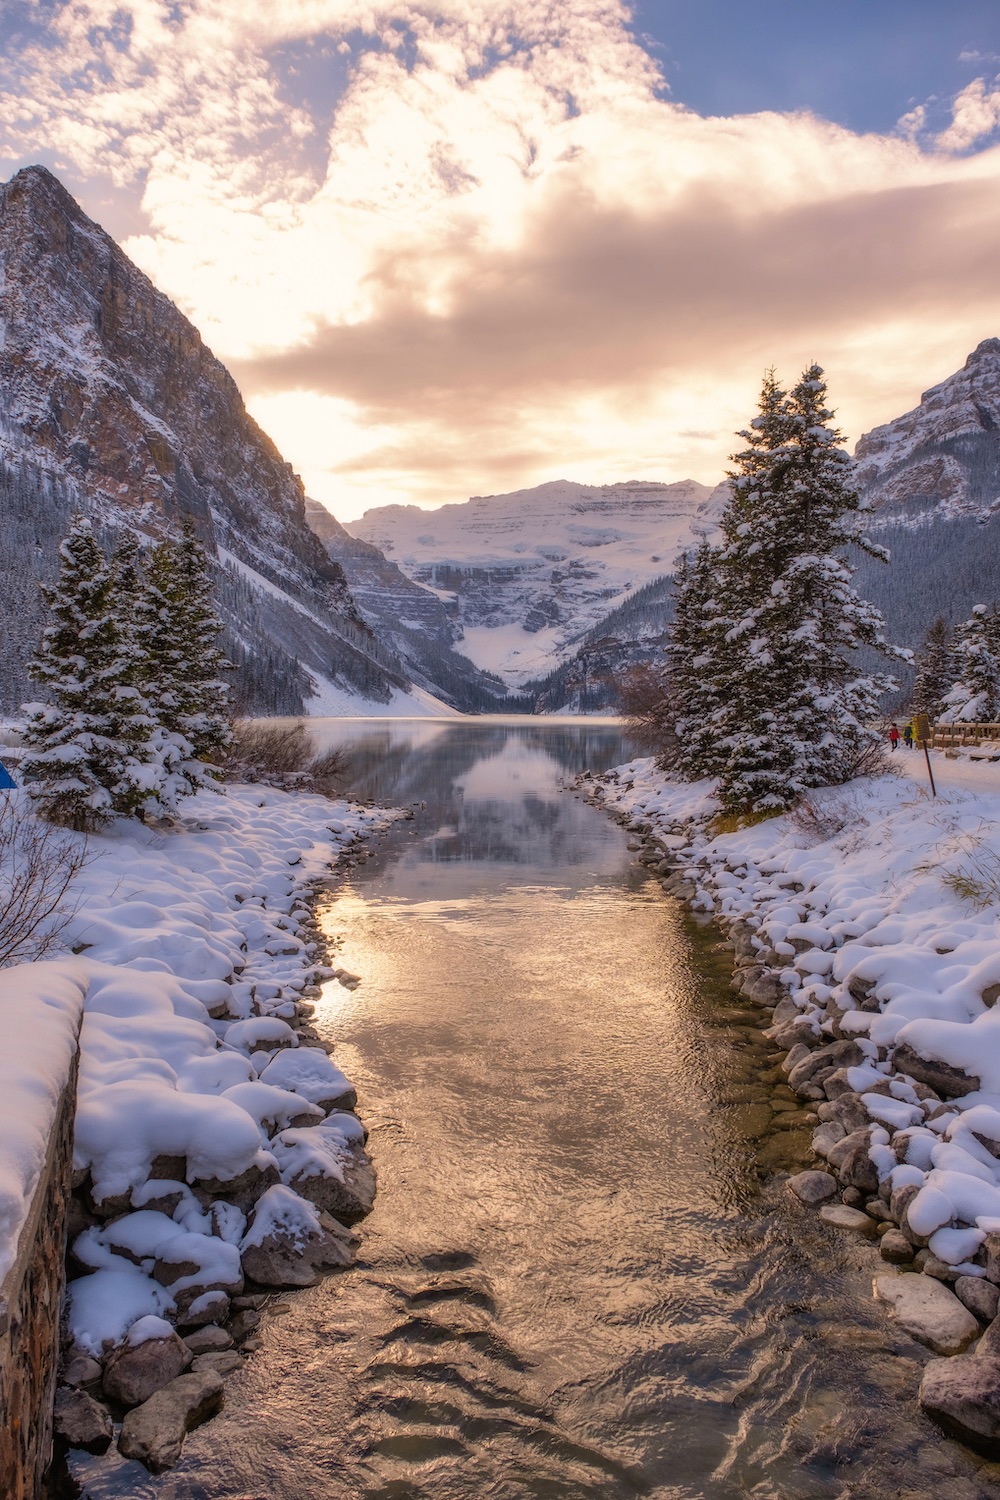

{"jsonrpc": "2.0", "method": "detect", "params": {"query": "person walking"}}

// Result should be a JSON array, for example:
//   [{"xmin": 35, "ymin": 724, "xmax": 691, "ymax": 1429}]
[
  {"xmin": 903, "ymin": 722, "xmax": 914, "ymax": 750},
  {"xmin": 888, "ymin": 723, "xmax": 901, "ymax": 751}
]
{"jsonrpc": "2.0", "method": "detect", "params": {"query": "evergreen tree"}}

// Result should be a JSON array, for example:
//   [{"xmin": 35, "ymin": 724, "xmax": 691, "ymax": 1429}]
[
  {"xmin": 664, "ymin": 536, "xmax": 728, "ymax": 779},
  {"xmin": 713, "ymin": 366, "xmax": 900, "ymax": 813},
  {"xmin": 911, "ymin": 616, "xmax": 954, "ymax": 721},
  {"xmin": 137, "ymin": 522, "xmax": 231, "ymax": 797},
  {"xmin": 20, "ymin": 518, "xmax": 136, "ymax": 828},
  {"xmin": 942, "ymin": 604, "xmax": 1000, "ymax": 721}
]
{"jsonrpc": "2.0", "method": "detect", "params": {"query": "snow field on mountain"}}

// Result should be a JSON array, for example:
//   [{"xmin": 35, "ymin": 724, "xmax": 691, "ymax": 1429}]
[
  {"xmin": 0, "ymin": 783, "xmax": 399, "ymax": 1353},
  {"xmin": 595, "ymin": 753, "xmax": 1000, "ymax": 1265}
]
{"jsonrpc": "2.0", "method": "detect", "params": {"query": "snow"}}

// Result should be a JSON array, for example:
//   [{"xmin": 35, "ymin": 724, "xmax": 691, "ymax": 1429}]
[
  {"xmin": 303, "ymin": 668, "xmax": 460, "ymax": 719},
  {"xmin": 591, "ymin": 746, "xmax": 1000, "ymax": 1274},
  {"xmin": 241, "ymin": 1183, "xmax": 323, "ymax": 1251},
  {"xmin": 0, "ymin": 778, "xmax": 398, "ymax": 1352},
  {"xmin": 0, "ymin": 961, "xmax": 87, "ymax": 1285}
]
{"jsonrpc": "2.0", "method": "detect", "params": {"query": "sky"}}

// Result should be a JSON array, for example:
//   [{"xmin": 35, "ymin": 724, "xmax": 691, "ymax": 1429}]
[{"xmin": 2, "ymin": 2, "xmax": 1000, "ymax": 522}]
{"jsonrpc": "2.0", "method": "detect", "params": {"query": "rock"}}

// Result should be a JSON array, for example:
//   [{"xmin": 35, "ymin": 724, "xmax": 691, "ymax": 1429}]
[
  {"xmin": 975, "ymin": 1314, "xmax": 1000, "ymax": 1359},
  {"xmin": 102, "ymin": 1332, "xmax": 191, "ymax": 1408},
  {"xmin": 873, "ymin": 1272, "xmax": 980, "ymax": 1355},
  {"xmin": 914, "ymin": 1250, "xmax": 957, "ymax": 1281},
  {"xmin": 841, "ymin": 1187, "xmax": 864, "ymax": 1209},
  {"xmin": 787, "ymin": 1170, "xmax": 838, "ymax": 1205},
  {"xmin": 919, "ymin": 1354, "xmax": 1000, "ymax": 1456},
  {"xmin": 118, "ymin": 1370, "xmax": 225, "ymax": 1472},
  {"xmin": 982, "ymin": 1232, "xmax": 1000, "ymax": 1284},
  {"xmin": 955, "ymin": 1277, "xmax": 1000, "ymax": 1323},
  {"xmin": 891, "ymin": 1182, "xmax": 921, "ymax": 1228},
  {"xmin": 240, "ymin": 1201, "xmax": 358, "ymax": 1288},
  {"xmin": 839, "ymin": 1143, "xmax": 880, "ymax": 1195},
  {"xmin": 742, "ymin": 970, "xmax": 785, "ymax": 1006},
  {"xmin": 283, "ymin": 1143, "xmax": 376, "ymax": 1223},
  {"xmin": 892, "ymin": 1042, "xmax": 980, "ymax": 1100},
  {"xmin": 227, "ymin": 1308, "xmax": 261, "ymax": 1343},
  {"xmin": 780, "ymin": 1043, "xmax": 812, "ymax": 1077},
  {"xmin": 787, "ymin": 1039, "xmax": 865, "ymax": 1096},
  {"xmin": 812, "ymin": 1121, "xmax": 847, "ymax": 1159},
  {"xmin": 819, "ymin": 1204, "xmax": 876, "ymax": 1234},
  {"xmin": 982, "ymin": 983, "xmax": 1000, "ymax": 1009},
  {"xmin": 879, "ymin": 1230, "xmax": 915, "ymax": 1264},
  {"xmin": 195, "ymin": 1159, "xmax": 280, "ymax": 1211},
  {"xmin": 177, "ymin": 1290, "xmax": 231, "ymax": 1329},
  {"xmin": 821, "ymin": 1069, "xmax": 857, "ymax": 1100},
  {"xmin": 191, "ymin": 1350, "xmax": 243, "ymax": 1375},
  {"xmin": 62, "ymin": 1354, "xmax": 102, "ymax": 1388},
  {"xmin": 53, "ymin": 1387, "xmax": 113, "ymax": 1454},
  {"xmin": 183, "ymin": 1324, "xmax": 233, "ymax": 1355},
  {"xmin": 827, "ymin": 1091, "xmax": 871, "ymax": 1133}
]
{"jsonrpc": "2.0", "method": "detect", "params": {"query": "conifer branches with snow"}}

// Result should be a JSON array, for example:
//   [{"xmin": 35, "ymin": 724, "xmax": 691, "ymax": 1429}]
[
  {"xmin": 651, "ymin": 366, "xmax": 902, "ymax": 814},
  {"xmin": 20, "ymin": 518, "xmax": 230, "ymax": 827},
  {"xmin": 912, "ymin": 616, "xmax": 955, "ymax": 722},
  {"xmin": 941, "ymin": 605, "xmax": 1000, "ymax": 722}
]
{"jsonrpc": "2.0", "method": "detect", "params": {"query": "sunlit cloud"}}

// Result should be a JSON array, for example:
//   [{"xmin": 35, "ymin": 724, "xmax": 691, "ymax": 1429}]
[{"xmin": 2, "ymin": 3, "xmax": 1000, "ymax": 519}]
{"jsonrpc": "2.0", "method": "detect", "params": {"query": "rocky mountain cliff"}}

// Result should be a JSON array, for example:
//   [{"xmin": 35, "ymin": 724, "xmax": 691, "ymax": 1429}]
[
  {"xmin": 856, "ymin": 338, "xmax": 1000, "ymax": 520},
  {"xmin": 347, "ymin": 478, "xmax": 727, "ymax": 692},
  {"xmin": 0, "ymin": 165, "xmax": 424, "ymax": 716}
]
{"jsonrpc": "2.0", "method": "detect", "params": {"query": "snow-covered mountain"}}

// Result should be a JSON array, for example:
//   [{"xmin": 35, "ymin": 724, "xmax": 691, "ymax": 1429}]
[
  {"xmin": 347, "ymin": 478, "xmax": 728, "ymax": 689},
  {"xmin": 0, "ymin": 165, "xmax": 446, "ymax": 718},
  {"xmin": 856, "ymin": 338, "xmax": 1000, "ymax": 521}
]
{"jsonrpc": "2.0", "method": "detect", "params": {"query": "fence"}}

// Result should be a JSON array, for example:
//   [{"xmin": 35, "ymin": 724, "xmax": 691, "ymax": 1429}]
[{"xmin": 929, "ymin": 722, "xmax": 1000, "ymax": 750}]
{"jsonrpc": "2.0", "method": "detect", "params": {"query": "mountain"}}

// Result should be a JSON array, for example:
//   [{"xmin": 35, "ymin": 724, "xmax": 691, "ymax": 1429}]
[
  {"xmin": 0, "ymin": 165, "xmax": 445, "ymax": 718},
  {"xmin": 304, "ymin": 499, "xmax": 511, "ymax": 712},
  {"xmin": 851, "ymin": 338, "xmax": 1000, "ymax": 664},
  {"xmin": 347, "ymin": 478, "xmax": 727, "ymax": 692}
]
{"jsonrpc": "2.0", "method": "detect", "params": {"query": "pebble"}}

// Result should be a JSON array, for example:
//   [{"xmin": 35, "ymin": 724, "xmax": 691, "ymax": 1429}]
[
  {"xmin": 819, "ymin": 1204, "xmax": 876, "ymax": 1235},
  {"xmin": 787, "ymin": 1169, "xmax": 838, "ymax": 1205},
  {"xmin": 879, "ymin": 1230, "xmax": 914, "ymax": 1264}
]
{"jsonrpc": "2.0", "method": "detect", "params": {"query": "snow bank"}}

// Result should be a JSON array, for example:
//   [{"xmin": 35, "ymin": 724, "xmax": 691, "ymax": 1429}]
[
  {"xmin": 0, "ymin": 960, "xmax": 87, "ymax": 1284},
  {"xmin": 0, "ymin": 781, "xmax": 398, "ymax": 1355}
]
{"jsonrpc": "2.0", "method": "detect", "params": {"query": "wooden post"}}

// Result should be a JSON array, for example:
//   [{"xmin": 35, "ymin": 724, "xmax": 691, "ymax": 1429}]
[{"xmin": 916, "ymin": 714, "xmax": 936, "ymax": 798}]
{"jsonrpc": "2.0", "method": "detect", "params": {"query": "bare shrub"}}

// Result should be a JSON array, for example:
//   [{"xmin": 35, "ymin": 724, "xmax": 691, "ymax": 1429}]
[
  {"xmin": 832, "ymin": 733, "xmax": 895, "ymax": 784},
  {"xmin": 223, "ymin": 720, "xmax": 348, "ymax": 797},
  {"xmin": 619, "ymin": 665, "xmax": 677, "ymax": 763},
  {"xmin": 789, "ymin": 793, "xmax": 855, "ymax": 843},
  {"xmin": 0, "ymin": 794, "xmax": 91, "ymax": 968}
]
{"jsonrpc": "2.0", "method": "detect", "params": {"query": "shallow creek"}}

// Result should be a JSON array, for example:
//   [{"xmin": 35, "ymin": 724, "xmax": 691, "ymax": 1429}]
[{"xmin": 69, "ymin": 718, "xmax": 999, "ymax": 1500}]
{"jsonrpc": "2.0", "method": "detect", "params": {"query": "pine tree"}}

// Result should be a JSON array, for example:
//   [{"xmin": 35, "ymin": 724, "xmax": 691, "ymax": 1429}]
[
  {"xmin": 911, "ymin": 616, "xmax": 954, "ymax": 722},
  {"xmin": 20, "ymin": 518, "xmax": 136, "ymax": 828},
  {"xmin": 943, "ymin": 605, "xmax": 1000, "ymax": 721},
  {"xmin": 137, "ymin": 522, "xmax": 231, "ymax": 798},
  {"xmin": 713, "ymin": 366, "xmax": 900, "ymax": 813},
  {"xmin": 665, "ymin": 536, "xmax": 728, "ymax": 779}
]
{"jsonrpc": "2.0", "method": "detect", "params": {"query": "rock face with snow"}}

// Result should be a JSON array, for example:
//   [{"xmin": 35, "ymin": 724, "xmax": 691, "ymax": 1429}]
[
  {"xmin": 856, "ymin": 339, "xmax": 1000, "ymax": 520},
  {"xmin": 0, "ymin": 165, "xmax": 415, "ymax": 715},
  {"xmin": 347, "ymin": 478, "xmax": 727, "ymax": 692}
]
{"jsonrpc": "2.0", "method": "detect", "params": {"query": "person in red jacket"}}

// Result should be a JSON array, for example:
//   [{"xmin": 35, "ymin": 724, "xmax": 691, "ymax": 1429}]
[{"xmin": 888, "ymin": 723, "xmax": 901, "ymax": 751}]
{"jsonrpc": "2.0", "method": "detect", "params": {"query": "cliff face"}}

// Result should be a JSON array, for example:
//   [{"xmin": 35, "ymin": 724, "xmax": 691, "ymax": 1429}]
[
  {"xmin": 0, "ymin": 165, "xmax": 411, "ymax": 714},
  {"xmin": 856, "ymin": 338, "xmax": 1000, "ymax": 520}
]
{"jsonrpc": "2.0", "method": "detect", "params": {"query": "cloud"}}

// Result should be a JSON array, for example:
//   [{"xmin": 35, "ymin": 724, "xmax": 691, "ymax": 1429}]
[
  {"xmin": 3, "ymin": 3, "xmax": 1000, "ymax": 518},
  {"xmin": 936, "ymin": 76, "xmax": 1000, "ymax": 152}
]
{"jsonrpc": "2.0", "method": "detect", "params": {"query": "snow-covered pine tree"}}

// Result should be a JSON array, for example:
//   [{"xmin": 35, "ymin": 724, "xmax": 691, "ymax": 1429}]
[
  {"xmin": 664, "ymin": 535, "xmax": 728, "ymax": 779},
  {"xmin": 21, "ymin": 517, "xmax": 136, "ymax": 828},
  {"xmin": 137, "ymin": 522, "xmax": 231, "ymax": 799},
  {"xmin": 714, "ymin": 365, "xmax": 900, "ymax": 813},
  {"xmin": 942, "ymin": 604, "xmax": 1000, "ymax": 721},
  {"xmin": 911, "ymin": 616, "xmax": 954, "ymax": 722},
  {"xmin": 108, "ymin": 531, "xmax": 164, "ymax": 817}
]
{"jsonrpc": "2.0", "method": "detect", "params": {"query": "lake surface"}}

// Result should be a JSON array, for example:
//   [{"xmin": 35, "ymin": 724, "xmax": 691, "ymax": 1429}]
[{"xmin": 66, "ymin": 717, "xmax": 998, "ymax": 1500}]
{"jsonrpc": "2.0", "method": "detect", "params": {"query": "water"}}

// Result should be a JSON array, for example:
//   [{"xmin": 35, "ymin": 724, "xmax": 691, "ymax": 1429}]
[{"xmin": 67, "ymin": 718, "xmax": 1000, "ymax": 1500}]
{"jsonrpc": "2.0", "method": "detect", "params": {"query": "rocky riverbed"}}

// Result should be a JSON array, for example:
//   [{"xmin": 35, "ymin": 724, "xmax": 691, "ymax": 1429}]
[{"xmin": 579, "ymin": 760, "xmax": 1000, "ymax": 1462}]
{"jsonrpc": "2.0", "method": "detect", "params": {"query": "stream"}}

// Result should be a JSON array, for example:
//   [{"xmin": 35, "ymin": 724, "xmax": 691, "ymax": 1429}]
[{"xmin": 66, "ymin": 717, "xmax": 998, "ymax": 1500}]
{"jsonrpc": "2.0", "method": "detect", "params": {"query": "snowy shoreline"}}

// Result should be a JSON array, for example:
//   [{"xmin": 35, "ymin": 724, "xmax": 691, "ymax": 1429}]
[
  {"xmin": 0, "ymin": 781, "xmax": 402, "ymax": 1472},
  {"xmin": 579, "ymin": 752, "xmax": 1000, "ymax": 1455}
]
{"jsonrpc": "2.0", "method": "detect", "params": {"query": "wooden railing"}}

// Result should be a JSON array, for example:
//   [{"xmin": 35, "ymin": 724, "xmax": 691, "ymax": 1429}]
[{"xmin": 929, "ymin": 722, "xmax": 1000, "ymax": 750}]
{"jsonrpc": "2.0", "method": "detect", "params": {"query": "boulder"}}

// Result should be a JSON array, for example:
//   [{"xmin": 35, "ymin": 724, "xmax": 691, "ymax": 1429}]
[
  {"xmin": 787, "ymin": 1170, "xmax": 838, "ymax": 1205},
  {"xmin": 812, "ymin": 1122, "xmax": 846, "ymax": 1159},
  {"xmin": 827, "ymin": 1091, "xmax": 871, "ymax": 1133},
  {"xmin": 975, "ymin": 1314, "xmax": 1000, "ymax": 1359},
  {"xmin": 53, "ymin": 1387, "xmax": 113, "ymax": 1454},
  {"xmin": 183, "ymin": 1324, "xmax": 233, "ymax": 1355},
  {"xmin": 892, "ymin": 1042, "xmax": 979, "ymax": 1100},
  {"xmin": 194, "ymin": 1159, "xmax": 280, "ymax": 1210},
  {"xmin": 62, "ymin": 1354, "xmax": 102, "ymax": 1388},
  {"xmin": 873, "ymin": 1272, "xmax": 979, "ymax": 1355},
  {"xmin": 240, "ymin": 1187, "xmax": 359, "ymax": 1288},
  {"xmin": 191, "ymin": 1350, "xmax": 243, "ymax": 1375},
  {"xmin": 919, "ymin": 1354, "xmax": 1000, "ymax": 1456},
  {"xmin": 879, "ymin": 1230, "xmax": 915, "ymax": 1265},
  {"xmin": 281, "ymin": 1142, "xmax": 376, "ymax": 1224},
  {"xmin": 955, "ymin": 1276, "xmax": 1000, "ymax": 1324},
  {"xmin": 118, "ymin": 1370, "xmax": 225, "ymax": 1472},
  {"xmin": 818, "ymin": 1204, "xmax": 876, "ymax": 1235},
  {"xmin": 982, "ymin": 1232, "xmax": 1000, "ymax": 1284},
  {"xmin": 839, "ymin": 1143, "xmax": 880, "ymax": 1194},
  {"xmin": 227, "ymin": 1308, "xmax": 261, "ymax": 1343},
  {"xmin": 102, "ymin": 1332, "xmax": 191, "ymax": 1408},
  {"xmin": 787, "ymin": 1040, "xmax": 865, "ymax": 1096}
]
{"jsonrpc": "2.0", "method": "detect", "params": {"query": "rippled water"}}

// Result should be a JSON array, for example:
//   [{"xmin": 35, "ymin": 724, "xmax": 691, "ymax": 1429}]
[{"xmin": 67, "ymin": 718, "xmax": 1000, "ymax": 1500}]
